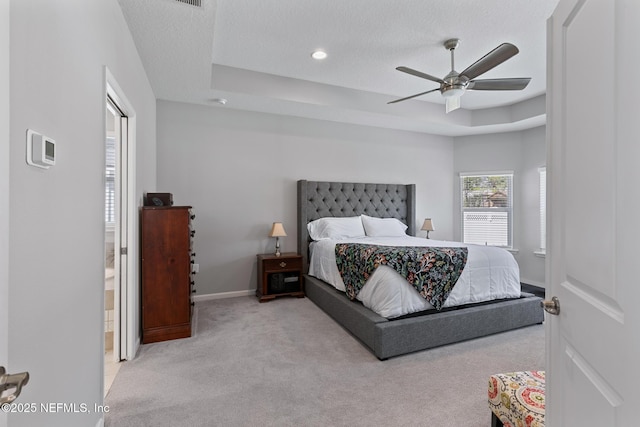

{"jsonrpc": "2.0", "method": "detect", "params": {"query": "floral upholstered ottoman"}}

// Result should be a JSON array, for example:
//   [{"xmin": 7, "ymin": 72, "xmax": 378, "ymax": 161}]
[{"xmin": 488, "ymin": 371, "xmax": 545, "ymax": 427}]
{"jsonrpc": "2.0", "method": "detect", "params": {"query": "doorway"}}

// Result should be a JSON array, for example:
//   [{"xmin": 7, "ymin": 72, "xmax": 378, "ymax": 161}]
[
  {"xmin": 104, "ymin": 94, "xmax": 128, "ymax": 395},
  {"xmin": 104, "ymin": 67, "xmax": 139, "ymax": 398}
]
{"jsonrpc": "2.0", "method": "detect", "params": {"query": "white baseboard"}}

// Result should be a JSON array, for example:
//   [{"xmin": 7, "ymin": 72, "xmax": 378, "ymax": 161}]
[{"xmin": 192, "ymin": 290, "xmax": 254, "ymax": 302}]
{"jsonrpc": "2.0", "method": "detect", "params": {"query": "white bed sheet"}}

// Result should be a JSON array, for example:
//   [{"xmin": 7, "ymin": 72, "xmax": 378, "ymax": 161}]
[{"xmin": 308, "ymin": 236, "xmax": 521, "ymax": 318}]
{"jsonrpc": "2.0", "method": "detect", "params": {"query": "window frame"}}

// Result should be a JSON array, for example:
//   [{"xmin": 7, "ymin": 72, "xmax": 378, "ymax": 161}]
[
  {"xmin": 537, "ymin": 166, "xmax": 546, "ymax": 255},
  {"xmin": 459, "ymin": 171, "xmax": 514, "ymax": 248},
  {"xmin": 105, "ymin": 135, "xmax": 116, "ymax": 225}
]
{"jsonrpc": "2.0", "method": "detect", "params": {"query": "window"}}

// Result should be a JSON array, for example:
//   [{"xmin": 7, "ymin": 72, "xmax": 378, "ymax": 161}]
[
  {"xmin": 538, "ymin": 167, "xmax": 546, "ymax": 253},
  {"xmin": 460, "ymin": 172, "xmax": 513, "ymax": 247},
  {"xmin": 105, "ymin": 136, "xmax": 116, "ymax": 224}
]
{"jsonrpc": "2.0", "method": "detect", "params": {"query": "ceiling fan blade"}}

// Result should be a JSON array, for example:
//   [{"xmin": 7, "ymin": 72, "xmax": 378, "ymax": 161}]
[
  {"xmin": 459, "ymin": 43, "xmax": 519, "ymax": 80},
  {"xmin": 446, "ymin": 96, "xmax": 460, "ymax": 113},
  {"xmin": 396, "ymin": 66, "xmax": 444, "ymax": 84},
  {"xmin": 468, "ymin": 78, "xmax": 531, "ymax": 91},
  {"xmin": 387, "ymin": 88, "xmax": 440, "ymax": 104}
]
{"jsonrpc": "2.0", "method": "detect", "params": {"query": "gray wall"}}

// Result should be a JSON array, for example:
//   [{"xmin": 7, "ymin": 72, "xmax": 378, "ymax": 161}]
[
  {"xmin": 8, "ymin": 1, "xmax": 156, "ymax": 426},
  {"xmin": 453, "ymin": 126, "xmax": 546, "ymax": 287},
  {"xmin": 157, "ymin": 100, "xmax": 454, "ymax": 296}
]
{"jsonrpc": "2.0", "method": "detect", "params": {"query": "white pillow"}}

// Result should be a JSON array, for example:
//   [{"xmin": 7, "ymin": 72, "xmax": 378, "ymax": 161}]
[
  {"xmin": 361, "ymin": 215, "xmax": 408, "ymax": 237},
  {"xmin": 307, "ymin": 216, "xmax": 366, "ymax": 240}
]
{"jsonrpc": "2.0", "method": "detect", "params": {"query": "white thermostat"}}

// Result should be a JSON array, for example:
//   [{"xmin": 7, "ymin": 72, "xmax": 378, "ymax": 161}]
[{"xmin": 26, "ymin": 129, "xmax": 56, "ymax": 169}]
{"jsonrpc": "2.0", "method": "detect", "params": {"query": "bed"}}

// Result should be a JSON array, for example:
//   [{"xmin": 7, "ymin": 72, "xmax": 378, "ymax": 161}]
[{"xmin": 297, "ymin": 180, "xmax": 544, "ymax": 360}]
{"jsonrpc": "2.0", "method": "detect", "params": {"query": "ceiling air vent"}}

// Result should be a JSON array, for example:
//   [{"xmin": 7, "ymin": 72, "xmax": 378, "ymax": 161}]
[{"xmin": 175, "ymin": 0, "xmax": 202, "ymax": 7}]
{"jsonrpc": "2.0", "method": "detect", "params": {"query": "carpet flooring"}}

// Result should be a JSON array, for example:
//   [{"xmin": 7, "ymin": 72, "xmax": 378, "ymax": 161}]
[{"xmin": 105, "ymin": 296, "xmax": 545, "ymax": 427}]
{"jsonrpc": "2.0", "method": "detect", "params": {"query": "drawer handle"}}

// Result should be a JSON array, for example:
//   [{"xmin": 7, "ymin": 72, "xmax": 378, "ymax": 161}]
[{"xmin": 279, "ymin": 262, "xmax": 287, "ymax": 268}]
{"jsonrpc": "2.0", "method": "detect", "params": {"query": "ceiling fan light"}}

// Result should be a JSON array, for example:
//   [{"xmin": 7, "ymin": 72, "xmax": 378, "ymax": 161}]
[
  {"xmin": 442, "ymin": 86, "xmax": 465, "ymax": 98},
  {"xmin": 446, "ymin": 96, "xmax": 461, "ymax": 113}
]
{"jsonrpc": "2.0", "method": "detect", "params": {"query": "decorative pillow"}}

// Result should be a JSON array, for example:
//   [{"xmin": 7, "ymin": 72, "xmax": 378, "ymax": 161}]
[
  {"xmin": 361, "ymin": 215, "xmax": 408, "ymax": 237},
  {"xmin": 307, "ymin": 216, "xmax": 366, "ymax": 240}
]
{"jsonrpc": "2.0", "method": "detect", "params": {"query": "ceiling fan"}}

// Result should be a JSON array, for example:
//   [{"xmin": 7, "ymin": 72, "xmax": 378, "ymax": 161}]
[{"xmin": 389, "ymin": 38, "xmax": 531, "ymax": 113}]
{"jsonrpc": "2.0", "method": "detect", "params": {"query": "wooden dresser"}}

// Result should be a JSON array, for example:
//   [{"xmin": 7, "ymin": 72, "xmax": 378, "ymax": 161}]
[{"xmin": 140, "ymin": 205, "xmax": 195, "ymax": 343}]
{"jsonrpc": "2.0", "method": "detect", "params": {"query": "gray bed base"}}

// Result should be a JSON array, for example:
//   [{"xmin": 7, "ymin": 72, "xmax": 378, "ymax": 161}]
[
  {"xmin": 297, "ymin": 180, "xmax": 544, "ymax": 360},
  {"xmin": 305, "ymin": 274, "xmax": 543, "ymax": 360}
]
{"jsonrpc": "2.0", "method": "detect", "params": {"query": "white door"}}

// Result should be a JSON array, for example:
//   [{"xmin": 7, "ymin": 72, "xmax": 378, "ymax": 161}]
[
  {"xmin": 546, "ymin": 0, "xmax": 640, "ymax": 425},
  {"xmin": 116, "ymin": 113, "xmax": 129, "ymax": 358}
]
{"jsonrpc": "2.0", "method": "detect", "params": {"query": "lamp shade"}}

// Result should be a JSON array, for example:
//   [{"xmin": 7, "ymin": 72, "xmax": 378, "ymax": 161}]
[
  {"xmin": 421, "ymin": 218, "xmax": 434, "ymax": 232},
  {"xmin": 269, "ymin": 222, "xmax": 287, "ymax": 237}
]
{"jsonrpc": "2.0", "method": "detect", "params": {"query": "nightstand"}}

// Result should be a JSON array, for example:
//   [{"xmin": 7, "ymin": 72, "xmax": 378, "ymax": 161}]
[{"xmin": 256, "ymin": 253, "xmax": 304, "ymax": 302}]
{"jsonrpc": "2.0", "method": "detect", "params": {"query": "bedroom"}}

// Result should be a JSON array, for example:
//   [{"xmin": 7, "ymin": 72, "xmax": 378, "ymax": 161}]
[{"xmin": 3, "ymin": 1, "xmax": 638, "ymax": 427}]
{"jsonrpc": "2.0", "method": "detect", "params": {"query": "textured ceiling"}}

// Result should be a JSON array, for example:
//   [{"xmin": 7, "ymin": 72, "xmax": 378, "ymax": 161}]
[{"xmin": 118, "ymin": 0, "xmax": 559, "ymax": 136}]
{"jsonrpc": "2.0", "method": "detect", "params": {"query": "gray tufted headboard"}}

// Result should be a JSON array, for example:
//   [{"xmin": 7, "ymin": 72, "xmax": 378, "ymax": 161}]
[{"xmin": 297, "ymin": 180, "xmax": 416, "ymax": 272}]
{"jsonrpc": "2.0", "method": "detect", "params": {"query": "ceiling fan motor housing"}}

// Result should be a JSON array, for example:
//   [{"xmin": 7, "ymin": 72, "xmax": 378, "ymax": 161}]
[{"xmin": 441, "ymin": 71, "xmax": 468, "ymax": 97}]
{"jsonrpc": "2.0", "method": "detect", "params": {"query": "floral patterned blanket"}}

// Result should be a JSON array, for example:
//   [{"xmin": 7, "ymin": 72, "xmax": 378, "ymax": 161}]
[{"xmin": 335, "ymin": 243, "xmax": 468, "ymax": 310}]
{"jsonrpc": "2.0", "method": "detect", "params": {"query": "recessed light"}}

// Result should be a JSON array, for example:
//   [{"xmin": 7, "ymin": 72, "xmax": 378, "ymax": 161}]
[
  {"xmin": 210, "ymin": 98, "xmax": 227, "ymax": 105},
  {"xmin": 311, "ymin": 50, "xmax": 327, "ymax": 60}
]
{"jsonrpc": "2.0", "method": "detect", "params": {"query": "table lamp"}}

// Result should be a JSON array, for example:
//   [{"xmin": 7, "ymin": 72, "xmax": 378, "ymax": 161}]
[
  {"xmin": 421, "ymin": 218, "xmax": 434, "ymax": 239},
  {"xmin": 269, "ymin": 222, "xmax": 287, "ymax": 256}
]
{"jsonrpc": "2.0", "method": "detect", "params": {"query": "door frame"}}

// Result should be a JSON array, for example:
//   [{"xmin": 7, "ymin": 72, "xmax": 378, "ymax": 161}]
[
  {"xmin": 1, "ymin": 0, "xmax": 9, "ymax": 423},
  {"xmin": 104, "ymin": 67, "xmax": 137, "ymax": 361}
]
